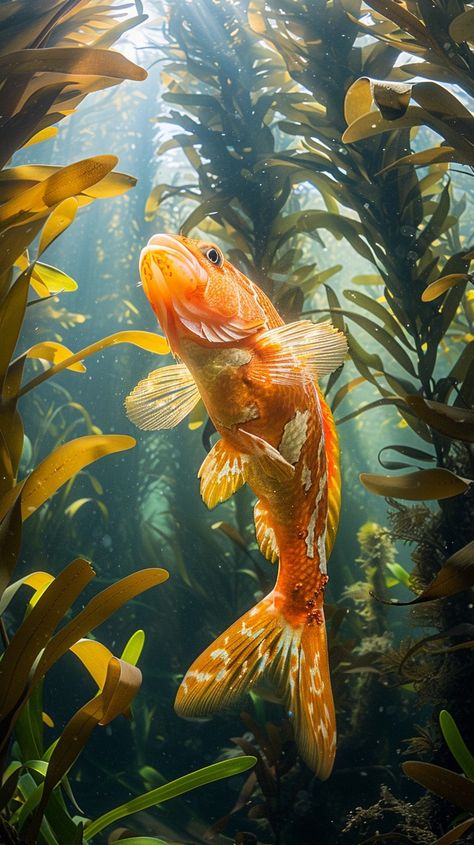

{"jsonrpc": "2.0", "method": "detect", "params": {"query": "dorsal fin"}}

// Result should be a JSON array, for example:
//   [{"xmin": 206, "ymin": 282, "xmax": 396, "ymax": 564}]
[{"xmin": 317, "ymin": 385, "xmax": 341, "ymax": 559}]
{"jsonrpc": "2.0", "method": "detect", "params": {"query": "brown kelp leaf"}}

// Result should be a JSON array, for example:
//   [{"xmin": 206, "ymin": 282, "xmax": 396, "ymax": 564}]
[
  {"xmin": 449, "ymin": 8, "xmax": 474, "ymax": 42},
  {"xmin": 342, "ymin": 106, "xmax": 430, "ymax": 143},
  {"xmin": 0, "ymin": 559, "xmax": 94, "ymax": 719},
  {"xmin": 38, "ymin": 197, "xmax": 78, "ymax": 256},
  {"xmin": 0, "ymin": 270, "xmax": 30, "ymax": 383},
  {"xmin": 0, "ymin": 48, "xmax": 147, "ymax": 81},
  {"xmin": 405, "ymin": 396, "xmax": 474, "ymax": 443},
  {"xmin": 421, "ymin": 274, "xmax": 470, "ymax": 302},
  {"xmin": 0, "ymin": 571, "xmax": 54, "ymax": 617},
  {"xmin": 402, "ymin": 762, "xmax": 474, "ymax": 812},
  {"xmin": 211, "ymin": 521, "xmax": 248, "ymax": 550},
  {"xmin": 26, "ymin": 656, "xmax": 141, "ymax": 844},
  {"xmin": 0, "ymin": 494, "xmax": 22, "ymax": 597},
  {"xmin": 0, "ymin": 156, "xmax": 117, "ymax": 227},
  {"xmin": 23, "ymin": 341, "xmax": 86, "ymax": 373},
  {"xmin": 0, "ymin": 434, "xmax": 136, "ymax": 522},
  {"xmin": 433, "ymin": 818, "xmax": 474, "ymax": 845},
  {"xmin": 360, "ymin": 468, "xmax": 471, "ymax": 500},
  {"xmin": 379, "ymin": 540, "xmax": 474, "ymax": 606},
  {"xmin": 33, "ymin": 568, "xmax": 169, "ymax": 684}
]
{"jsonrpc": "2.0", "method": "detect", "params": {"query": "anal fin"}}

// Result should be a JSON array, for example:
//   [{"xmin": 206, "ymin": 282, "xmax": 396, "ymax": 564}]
[
  {"xmin": 254, "ymin": 500, "xmax": 279, "ymax": 564},
  {"xmin": 198, "ymin": 439, "xmax": 249, "ymax": 509}
]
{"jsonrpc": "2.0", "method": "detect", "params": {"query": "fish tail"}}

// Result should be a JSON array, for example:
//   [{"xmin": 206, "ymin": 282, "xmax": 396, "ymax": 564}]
[{"xmin": 174, "ymin": 592, "xmax": 336, "ymax": 779}]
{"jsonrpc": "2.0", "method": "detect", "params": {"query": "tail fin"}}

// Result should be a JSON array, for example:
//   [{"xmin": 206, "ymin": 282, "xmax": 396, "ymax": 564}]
[{"xmin": 175, "ymin": 592, "xmax": 336, "ymax": 779}]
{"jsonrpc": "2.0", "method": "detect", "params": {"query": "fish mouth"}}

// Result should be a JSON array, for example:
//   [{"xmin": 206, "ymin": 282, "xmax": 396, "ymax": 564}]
[{"xmin": 139, "ymin": 234, "xmax": 207, "ymax": 309}]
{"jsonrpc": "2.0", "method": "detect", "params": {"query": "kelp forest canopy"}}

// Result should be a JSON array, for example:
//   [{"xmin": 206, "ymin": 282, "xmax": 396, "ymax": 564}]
[{"xmin": 0, "ymin": 0, "xmax": 473, "ymax": 844}]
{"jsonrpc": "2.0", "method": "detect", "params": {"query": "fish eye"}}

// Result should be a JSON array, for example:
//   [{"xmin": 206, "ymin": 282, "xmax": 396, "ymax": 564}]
[{"xmin": 201, "ymin": 245, "xmax": 224, "ymax": 268}]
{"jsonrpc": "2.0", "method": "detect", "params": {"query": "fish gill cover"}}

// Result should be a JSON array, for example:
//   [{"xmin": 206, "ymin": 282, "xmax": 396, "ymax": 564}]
[{"xmin": 0, "ymin": 0, "xmax": 473, "ymax": 843}]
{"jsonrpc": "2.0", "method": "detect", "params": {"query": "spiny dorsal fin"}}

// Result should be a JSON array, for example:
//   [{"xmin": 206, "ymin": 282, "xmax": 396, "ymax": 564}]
[
  {"xmin": 125, "ymin": 362, "xmax": 200, "ymax": 430},
  {"xmin": 253, "ymin": 319, "xmax": 347, "ymax": 386},
  {"xmin": 198, "ymin": 439, "xmax": 249, "ymax": 509},
  {"xmin": 254, "ymin": 500, "xmax": 279, "ymax": 564}
]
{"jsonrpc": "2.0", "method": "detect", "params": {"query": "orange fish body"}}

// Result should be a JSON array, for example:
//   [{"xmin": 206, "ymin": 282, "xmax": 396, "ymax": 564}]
[{"xmin": 127, "ymin": 234, "xmax": 347, "ymax": 778}]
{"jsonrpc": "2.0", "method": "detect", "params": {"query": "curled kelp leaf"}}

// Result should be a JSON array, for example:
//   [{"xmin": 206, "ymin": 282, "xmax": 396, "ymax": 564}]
[
  {"xmin": 402, "ymin": 761, "xmax": 474, "ymax": 812},
  {"xmin": 375, "ymin": 540, "xmax": 474, "ymax": 606},
  {"xmin": 405, "ymin": 396, "xmax": 474, "ymax": 443},
  {"xmin": 439, "ymin": 710, "xmax": 474, "ymax": 780},
  {"xmin": 377, "ymin": 444, "xmax": 435, "ymax": 471},
  {"xmin": 22, "ymin": 341, "xmax": 86, "ymax": 373},
  {"xmin": 360, "ymin": 468, "xmax": 471, "ymax": 500}
]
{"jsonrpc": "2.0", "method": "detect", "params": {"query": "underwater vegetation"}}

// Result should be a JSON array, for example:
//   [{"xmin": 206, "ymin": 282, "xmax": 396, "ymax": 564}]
[{"xmin": 0, "ymin": 0, "xmax": 473, "ymax": 843}]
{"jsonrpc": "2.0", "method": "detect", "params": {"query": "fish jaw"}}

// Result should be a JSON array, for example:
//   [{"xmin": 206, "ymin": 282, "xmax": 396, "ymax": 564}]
[{"xmin": 139, "ymin": 234, "xmax": 208, "ymax": 349}]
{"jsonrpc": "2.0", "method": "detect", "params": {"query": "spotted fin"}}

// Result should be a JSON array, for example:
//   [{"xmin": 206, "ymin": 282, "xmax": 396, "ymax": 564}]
[
  {"xmin": 316, "ymin": 385, "xmax": 341, "ymax": 559},
  {"xmin": 254, "ymin": 500, "xmax": 279, "ymax": 563},
  {"xmin": 175, "ymin": 591, "xmax": 336, "ymax": 779},
  {"xmin": 125, "ymin": 363, "xmax": 200, "ymax": 430},
  {"xmin": 198, "ymin": 439, "xmax": 249, "ymax": 509},
  {"xmin": 233, "ymin": 428, "xmax": 295, "ymax": 482},
  {"xmin": 253, "ymin": 319, "xmax": 347, "ymax": 385}
]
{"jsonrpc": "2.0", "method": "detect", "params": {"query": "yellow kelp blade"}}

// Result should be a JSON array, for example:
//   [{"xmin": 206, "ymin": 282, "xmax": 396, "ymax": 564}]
[
  {"xmin": 0, "ymin": 434, "xmax": 136, "ymax": 522},
  {"xmin": 70, "ymin": 639, "xmax": 115, "ymax": 690},
  {"xmin": 20, "ymin": 127, "xmax": 59, "ymax": 149},
  {"xmin": 38, "ymin": 197, "xmax": 78, "ymax": 257},
  {"xmin": 421, "ymin": 273, "xmax": 469, "ymax": 302},
  {"xmin": 17, "ymin": 330, "xmax": 170, "ymax": 398},
  {"xmin": 0, "ymin": 155, "xmax": 117, "ymax": 227},
  {"xmin": 24, "ymin": 341, "xmax": 86, "ymax": 372}
]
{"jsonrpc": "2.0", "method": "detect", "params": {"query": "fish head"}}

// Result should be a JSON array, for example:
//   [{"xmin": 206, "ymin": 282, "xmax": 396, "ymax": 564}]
[{"xmin": 139, "ymin": 233, "xmax": 265, "ymax": 353}]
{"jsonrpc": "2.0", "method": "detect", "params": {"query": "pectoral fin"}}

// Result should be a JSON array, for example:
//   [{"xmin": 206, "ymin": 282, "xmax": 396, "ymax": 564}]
[
  {"xmin": 198, "ymin": 439, "xmax": 249, "ymax": 508},
  {"xmin": 125, "ymin": 363, "xmax": 200, "ymax": 430},
  {"xmin": 253, "ymin": 319, "xmax": 347, "ymax": 385}
]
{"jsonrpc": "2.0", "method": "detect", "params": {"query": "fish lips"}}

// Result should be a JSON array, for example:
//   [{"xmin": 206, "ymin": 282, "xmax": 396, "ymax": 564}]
[{"xmin": 139, "ymin": 234, "xmax": 207, "ymax": 310}]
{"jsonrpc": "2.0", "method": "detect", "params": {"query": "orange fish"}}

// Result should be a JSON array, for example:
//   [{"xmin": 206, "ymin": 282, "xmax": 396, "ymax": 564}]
[{"xmin": 126, "ymin": 233, "xmax": 347, "ymax": 777}]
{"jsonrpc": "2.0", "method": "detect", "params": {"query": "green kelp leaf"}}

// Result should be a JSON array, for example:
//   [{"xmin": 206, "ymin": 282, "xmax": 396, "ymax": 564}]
[
  {"xmin": 25, "ymin": 658, "xmax": 142, "ymax": 844},
  {"xmin": 0, "ymin": 559, "xmax": 94, "ymax": 720},
  {"xmin": 38, "ymin": 198, "xmax": 78, "ymax": 257},
  {"xmin": 18, "ymin": 331, "xmax": 169, "ymax": 398},
  {"xmin": 0, "ymin": 48, "xmax": 147, "ymax": 81},
  {"xmin": 351, "ymin": 274, "xmax": 385, "ymax": 285},
  {"xmin": 378, "ymin": 147, "xmax": 458, "ymax": 174},
  {"xmin": 0, "ymin": 434, "xmax": 136, "ymax": 523},
  {"xmin": 377, "ymin": 540, "xmax": 474, "ymax": 606},
  {"xmin": 439, "ymin": 710, "xmax": 474, "ymax": 780},
  {"xmin": 84, "ymin": 757, "xmax": 257, "ymax": 840},
  {"xmin": 422, "ymin": 274, "xmax": 470, "ymax": 302},
  {"xmin": 33, "ymin": 569, "xmax": 168, "ymax": 685},
  {"xmin": 405, "ymin": 396, "xmax": 474, "ymax": 442},
  {"xmin": 360, "ymin": 468, "xmax": 471, "ymax": 500},
  {"xmin": 402, "ymin": 762, "xmax": 474, "ymax": 812},
  {"xmin": 386, "ymin": 563, "xmax": 412, "ymax": 589},
  {"xmin": 121, "ymin": 630, "xmax": 145, "ymax": 666},
  {"xmin": 109, "ymin": 839, "xmax": 168, "ymax": 845},
  {"xmin": 181, "ymin": 196, "xmax": 231, "ymax": 236},
  {"xmin": 449, "ymin": 8, "xmax": 474, "ymax": 42},
  {"xmin": 343, "ymin": 289, "xmax": 412, "ymax": 347},
  {"xmin": 433, "ymin": 818, "xmax": 474, "ymax": 845}
]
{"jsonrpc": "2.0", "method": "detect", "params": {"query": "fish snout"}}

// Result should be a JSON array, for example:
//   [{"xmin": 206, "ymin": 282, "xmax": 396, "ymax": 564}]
[{"xmin": 140, "ymin": 234, "xmax": 207, "ymax": 309}]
